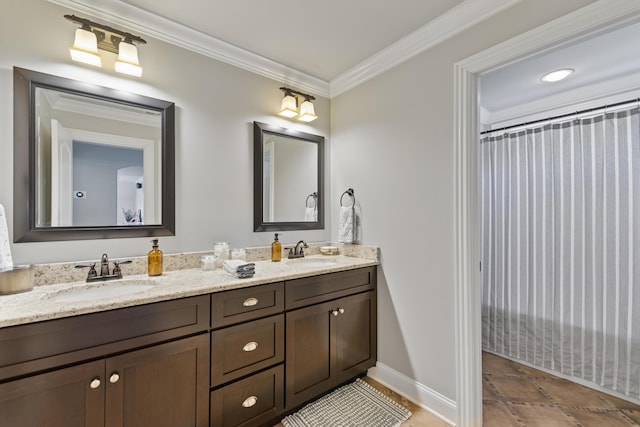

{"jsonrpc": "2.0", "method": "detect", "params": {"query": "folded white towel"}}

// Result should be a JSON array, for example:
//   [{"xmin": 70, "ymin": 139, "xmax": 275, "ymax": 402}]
[
  {"xmin": 223, "ymin": 260, "xmax": 255, "ymax": 274},
  {"xmin": 338, "ymin": 205, "xmax": 355, "ymax": 244},
  {"xmin": 304, "ymin": 207, "xmax": 317, "ymax": 222},
  {"xmin": 0, "ymin": 204, "xmax": 12, "ymax": 269}
]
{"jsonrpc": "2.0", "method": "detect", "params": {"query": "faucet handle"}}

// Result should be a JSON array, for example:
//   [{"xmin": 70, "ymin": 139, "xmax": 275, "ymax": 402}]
[
  {"xmin": 75, "ymin": 263, "xmax": 98, "ymax": 280},
  {"xmin": 112, "ymin": 260, "xmax": 132, "ymax": 278}
]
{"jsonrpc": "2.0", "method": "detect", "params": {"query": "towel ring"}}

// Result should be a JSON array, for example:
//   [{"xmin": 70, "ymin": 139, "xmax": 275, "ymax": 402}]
[
  {"xmin": 306, "ymin": 192, "xmax": 317, "ymax": 208},
  {"xmin": 340, "ymin": 188, "xmax": 355, "ymax": 207}
]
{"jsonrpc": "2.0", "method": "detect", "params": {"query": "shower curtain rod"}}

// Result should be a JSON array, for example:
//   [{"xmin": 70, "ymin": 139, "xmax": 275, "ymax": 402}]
[{"xmin": 480, "ymin": 97, "xmax": 639, "ymax": 136}]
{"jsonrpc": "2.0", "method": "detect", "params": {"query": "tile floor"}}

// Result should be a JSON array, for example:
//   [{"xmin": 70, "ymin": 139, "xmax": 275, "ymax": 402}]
[
  {"xmin": 482, "ymin": 351, "xmax": 640, "ymax": 426},
  {"xmin": 275, "ymin": 353, "xmax": 640, "ymax": 426}
]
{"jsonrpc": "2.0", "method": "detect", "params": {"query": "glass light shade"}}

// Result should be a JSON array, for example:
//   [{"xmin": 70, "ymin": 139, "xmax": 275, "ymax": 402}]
[
  {"xmin": 69, "ymin": 28, "xmax": 102, "ymax": 67},
  {"xmin": 115, "ymin": 42, "xmax": 143, "ymax": 77},
  {"xmin": 279, "ymin": 94, "xmax": 298, "ymax": 118},
  {"xmin": 298, "ymin": 100, "xmax": 318, "ymax": 122}
]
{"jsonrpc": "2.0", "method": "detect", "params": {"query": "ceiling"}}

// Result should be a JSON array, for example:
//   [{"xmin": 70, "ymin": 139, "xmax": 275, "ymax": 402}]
[
  {"xmin": 50, "ymin": 0, "xmax": 519, "ymax": 96},
  {"xmin": 480, "ymin": 20, "xmax": 640, "ymax": 123},
  {"xmin": 121, "ymin": 0, "xmax": 464, "ymax": 82},
  {"xmin": 50, "ymin": 0, "xmax": 640, "ymax": 104}
]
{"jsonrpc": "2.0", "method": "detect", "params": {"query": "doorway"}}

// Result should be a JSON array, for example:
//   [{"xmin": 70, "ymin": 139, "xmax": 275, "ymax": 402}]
[{"xmin": 453, "ymin": 2, "xmax": 640, "ymax": 426}]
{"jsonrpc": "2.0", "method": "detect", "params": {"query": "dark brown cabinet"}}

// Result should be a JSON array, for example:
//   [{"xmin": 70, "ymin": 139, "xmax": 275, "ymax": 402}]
[
  {"xmin": 105, "ymin": 334, "xmax": 209, "ymax": 427},
  {"xmin": 0, "ymin": 335, "xmax": 209, "ymax": 427},
  {"xmin": 285, "ymin": 267, "xmax": 377, "ymax": 410},
  {"xmin": 0, "ymin": 265, "xmax": 376, "ymax": 427},
  {"xmin": 0, "ymin": 360, "xmax": 104, "ymax": 427},
  {"xmin": 0, "ymin": 296, "xmax": 210, "ymax": 427}
]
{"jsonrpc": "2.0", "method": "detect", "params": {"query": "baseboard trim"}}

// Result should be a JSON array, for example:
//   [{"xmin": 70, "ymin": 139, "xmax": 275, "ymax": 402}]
[{"xmin": 368, "ymin": 362, "xmax": 457, "ymax": 426}]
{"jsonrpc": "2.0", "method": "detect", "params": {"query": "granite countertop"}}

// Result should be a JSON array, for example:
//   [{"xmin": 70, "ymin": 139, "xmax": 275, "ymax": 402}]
[{"xmin": 0, "ymin": 255, "xmax": 377, "ymax": 328}]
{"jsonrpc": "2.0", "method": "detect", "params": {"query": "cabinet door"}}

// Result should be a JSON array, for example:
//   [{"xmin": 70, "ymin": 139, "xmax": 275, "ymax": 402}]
[
  {"xmin": 334, "ymin": 291, "xmax": 377, "ymax": 383},
  {"xmin": 105, "ymin": 334, "xmax": 209, "ymax": 427},
  {"xmin": 285, "ymin": 299, "xmax": 335, "ymax": 409},
  {"xmin": 0, "ymin": 359, "xmax": 104, "ymax": 427}
]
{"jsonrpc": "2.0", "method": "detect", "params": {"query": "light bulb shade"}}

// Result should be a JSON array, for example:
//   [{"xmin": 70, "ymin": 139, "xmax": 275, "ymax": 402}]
[
  {"xmin": 298, "ymin": 100, "xmax": 318, "ymax": 122},
  {"xmin": 279, "ymin": 94, "xmax": 298, "ymax": 118},
  {"xmin": 69, "ymin": 28, "xmax": 101, "ymax": 67},
  {"xmin": 115, "ymin": 41, "xmax": 143, "ymax": 77}
]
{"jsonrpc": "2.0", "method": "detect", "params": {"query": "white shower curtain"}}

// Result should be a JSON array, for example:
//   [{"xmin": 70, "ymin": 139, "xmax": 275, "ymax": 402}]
[{"xmin": 480, "ymin": 107, "xmax": 640, "ymax": 399}]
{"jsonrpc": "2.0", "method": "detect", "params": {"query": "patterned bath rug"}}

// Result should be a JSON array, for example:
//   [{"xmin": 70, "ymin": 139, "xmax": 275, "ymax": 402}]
[{"xmin": 282, "ymin": 378, "xmax": 412, "ymax": 427}]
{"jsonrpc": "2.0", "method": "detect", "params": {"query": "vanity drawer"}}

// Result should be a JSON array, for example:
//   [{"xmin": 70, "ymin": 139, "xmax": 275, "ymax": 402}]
[
  {"xmin": 285, "ymin": 266, "xmax": 376, "ymax": 309},
  {"xmin": 210, "ymin": 364, "xmax": 284, "ymax": 427},
  {"xmin": 211, "ymin": 282, "xmax": 284, "ymax": 328},
  {"xmin": 0, "ymin": 295, "xmax": 210, "ymax": 381},
  {"xmin": 211, "ymin": 314, "xmax": 284, "ymax": 387}
]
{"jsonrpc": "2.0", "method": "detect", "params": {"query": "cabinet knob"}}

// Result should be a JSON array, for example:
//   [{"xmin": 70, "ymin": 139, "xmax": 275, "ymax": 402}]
[
  {"xmin": 339, "ymin": 308, "xmax": 345, "ymax": 314},
  {"xmin": 242, "ymin": 341, "xmax": 258, "ymax": 352},
  {"xmin": 90, "ymin": 378, "xmax": 101, "ymax": 389},
  {"xmin": 243, "ymin": 297, "xmax": 259, "ymax": 307},
  {"xmin": 109, "ymin": 372, "xmax": 120, "ymax": 384},
  {"xmin": 332, "ymin": 310, "xmax": 339, "ymax": 317},
  {"xmin": 242, "ymin": 395, "xmax": 258, "ymax": 408}
]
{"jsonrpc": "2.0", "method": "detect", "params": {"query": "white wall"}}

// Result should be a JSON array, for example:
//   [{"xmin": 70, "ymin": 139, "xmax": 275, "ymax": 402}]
[
  {"xmin": 330, "ymin": 0, "xmax": 596, "ymax": 411},
  {"xmin": 0, "ymin": 0, "xmax": 330, "ymax": 264}
]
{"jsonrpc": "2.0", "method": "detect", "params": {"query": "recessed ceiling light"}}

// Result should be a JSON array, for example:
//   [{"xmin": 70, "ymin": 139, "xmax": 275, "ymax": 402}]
[{"xmin": 540, "ymin": 68, "xmax": 574, "ymax": 82}]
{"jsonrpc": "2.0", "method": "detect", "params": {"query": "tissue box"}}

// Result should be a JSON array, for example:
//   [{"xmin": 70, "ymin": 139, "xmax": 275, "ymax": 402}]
[{"xmin": 0, "ymin": 265, "xmax": 34, "ymax": 295}]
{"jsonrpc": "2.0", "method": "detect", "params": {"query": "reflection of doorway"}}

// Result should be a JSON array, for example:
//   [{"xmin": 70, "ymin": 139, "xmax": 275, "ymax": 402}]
[
  {"xmin": 49, "ymin": 122, "xmax": 157, "ymax": 226},
  {"xmin": 453, "ymin": 3, "xmax": 640, "ymax": 425},
  {"xmin": 73, "ymin": 142, "xmax": 143, "ymax": 226}
]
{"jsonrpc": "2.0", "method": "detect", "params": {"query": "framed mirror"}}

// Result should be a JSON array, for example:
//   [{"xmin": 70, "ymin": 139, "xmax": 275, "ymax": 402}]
[
  {"xmin": 13, "ymin": 67, "xmax": 175, "ymax": 242},
  {"xmin": 253, "ymin": 121, "xmax": 324, "ymax": 231}
]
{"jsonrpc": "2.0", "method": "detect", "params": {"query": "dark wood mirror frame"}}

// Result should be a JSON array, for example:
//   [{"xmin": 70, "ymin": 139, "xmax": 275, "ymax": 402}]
[
  {"xmin": 253, "ymin": 121, "xmax": 324, "ymax": 232},
  {"xmin": 13, "ymin": 67, "xmax": 175, "ymax": 242}
]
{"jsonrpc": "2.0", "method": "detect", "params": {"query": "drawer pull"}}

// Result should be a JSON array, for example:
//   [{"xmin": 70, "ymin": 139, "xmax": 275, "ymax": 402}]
[
  {"xmin": 332, "ymin": 310, "xmax": 339, "ymax": 317},
  {"xmin": 242, "ymin": 395, "xmax": 258, "ymax": 408},
  {"xmin": 243, "ymin": 297, "xmax": 259, "ymax": 307},
  {"xmin": 90, "ymin": 378, "xmax": 101, "ymax": 389},
  {"xmin": 109, "ymin": 372, "xmax": 120, "ymax": 384},
  {"xmin": 243, "ymin": 341, "xmax": 258, "ymax": 352},
  {"xmin": 339, "ymin": 308, "xmax": 345, "ymax": 314}
]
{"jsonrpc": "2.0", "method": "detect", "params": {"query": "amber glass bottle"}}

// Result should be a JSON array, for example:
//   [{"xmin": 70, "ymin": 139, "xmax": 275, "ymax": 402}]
[
  {"xmin": 148, "ymin": 239, "xmax": 163, "ymax": 276},
  {"xmin": 271, "ymin": 233, "xmax": 282, "ymax": 262}
]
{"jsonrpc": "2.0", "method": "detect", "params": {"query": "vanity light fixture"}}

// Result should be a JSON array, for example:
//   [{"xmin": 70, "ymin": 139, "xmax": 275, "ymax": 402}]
[
  {"xmin": 541, "ymin": 68, "xmax": 574, "ymax": 82},
  {"xmin": 65, "ymin": 14, "xmax": 146, "ymax": 77},
  {"xmin": 278, "ymin": 87, "xmax": 318, "ymax": 122}
]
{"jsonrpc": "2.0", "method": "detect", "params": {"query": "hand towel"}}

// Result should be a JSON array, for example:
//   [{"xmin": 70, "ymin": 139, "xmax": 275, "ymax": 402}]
[
  {"xmin": 223, "ymin": 260, "xmax": 256, "ymax": 276},
  {"xmin": 0, "ymin": 204, "xmax": 12, "ymax": 269},
  {"xmin": 338, "ymin": 205, "xmax": 355, "ymax": 244},
  {"xmin": 304, "ymin": 207, "xmax": 317, "ymax": 222}
]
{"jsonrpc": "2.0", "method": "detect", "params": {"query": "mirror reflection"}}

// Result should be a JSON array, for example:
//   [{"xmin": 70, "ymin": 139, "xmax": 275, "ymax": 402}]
[
  {"xmin": 254, "ymin": 122, "xmax": 324, "ymax": 231},
  {"xmin": 262, "ymin": 133, "xmax": 318, "ymax": 222},
  {"xmin": 35, "ymin": 88, "xmax": 162, "ymax": 227},
  {"xmin": 13, "ymin": 67, "xmax": 175, "ymax": 242}
]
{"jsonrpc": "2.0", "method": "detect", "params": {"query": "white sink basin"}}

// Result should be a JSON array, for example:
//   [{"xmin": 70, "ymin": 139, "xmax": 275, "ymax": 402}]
[
  {"xmin": 286, "ymin": 258, "xmax": 338, "ymax": 268},
  {"xmin": 48, "ymin": 279, "xmax": 157, "ymax": 303}
]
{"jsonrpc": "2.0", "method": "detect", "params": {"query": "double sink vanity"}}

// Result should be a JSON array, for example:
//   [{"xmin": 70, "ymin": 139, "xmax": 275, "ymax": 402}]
[
  {"xmin": 0, "ymin": 254, "xmax": 378, "ymax": 427},
  {"xmin": 6, "ymin": 67, "xmax": 372, "ymax": 426}
]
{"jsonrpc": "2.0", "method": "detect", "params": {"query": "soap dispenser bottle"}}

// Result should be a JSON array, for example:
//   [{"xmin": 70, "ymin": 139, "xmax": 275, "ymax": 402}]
[
  {"xmin": 148, "ymin": 239, "xmax": 163, "ymax": 276},
  {"xmin": 271, "ymin": 233, "xmax": 282, "ymax": 262}
]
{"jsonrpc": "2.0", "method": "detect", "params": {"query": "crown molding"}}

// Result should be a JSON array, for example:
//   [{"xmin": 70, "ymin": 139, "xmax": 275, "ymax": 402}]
[
  {"xmin": 51, "ymin": 0, "xmax": 523, "ymax": 99},
  {"xmin": 329, "ymin": 0, "xmax": 523, "ymax": 97},
  {"xmin": 460, "ymin": 0, "xmax": 640, "ymax": 74},
  {"xmin": 49, "ymin": 0, "xmax": 331, "ymax": 97}
]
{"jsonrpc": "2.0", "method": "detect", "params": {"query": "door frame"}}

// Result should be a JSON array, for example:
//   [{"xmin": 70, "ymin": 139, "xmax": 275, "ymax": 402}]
[{"xmin": 452, "ymin": 1, "xmax": 640, "ymax": 426}]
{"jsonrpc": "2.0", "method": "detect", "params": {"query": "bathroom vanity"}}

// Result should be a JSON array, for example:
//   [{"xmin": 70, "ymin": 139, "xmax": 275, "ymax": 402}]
[{"xmin": 0, "ymin": 257, "xmax": 376, "ymax": 427}]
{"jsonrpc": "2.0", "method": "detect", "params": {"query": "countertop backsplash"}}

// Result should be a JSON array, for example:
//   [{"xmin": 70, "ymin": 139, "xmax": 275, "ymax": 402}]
[{"xmin": 32, "ymin": 242, "xmax": 380, "ymax": 286}]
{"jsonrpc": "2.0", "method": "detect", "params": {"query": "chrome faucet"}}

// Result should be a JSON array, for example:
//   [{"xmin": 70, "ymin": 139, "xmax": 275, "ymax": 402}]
[
  {"xmin": 288, "ymin": 240, "xmax": 308, "ymax": 259},
  {"xmin": 75, "ymin": 253, "xmax": 132, "ymax": 282}
]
